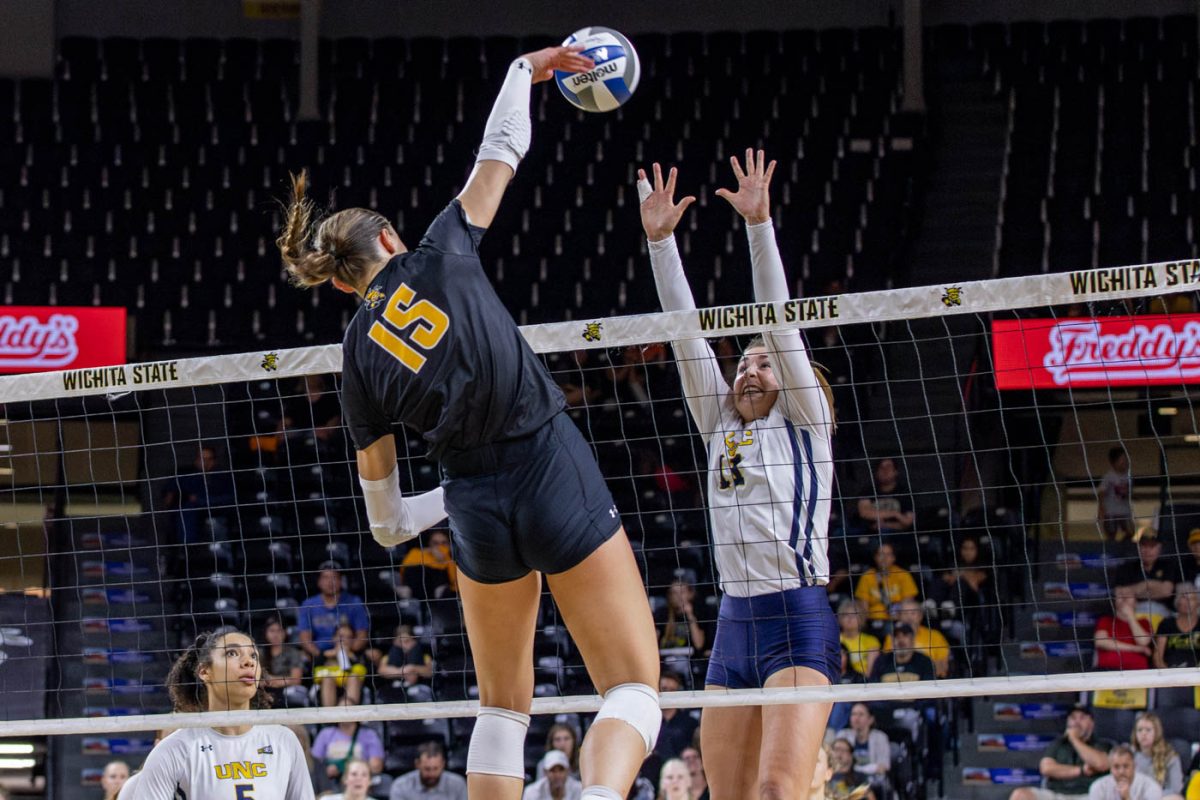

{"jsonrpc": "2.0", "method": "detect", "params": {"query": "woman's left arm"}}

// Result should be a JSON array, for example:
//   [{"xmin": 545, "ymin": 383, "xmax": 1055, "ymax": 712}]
[{"xmin": 719, "ymin": 149, "xmax": 833, "ymax": 435}]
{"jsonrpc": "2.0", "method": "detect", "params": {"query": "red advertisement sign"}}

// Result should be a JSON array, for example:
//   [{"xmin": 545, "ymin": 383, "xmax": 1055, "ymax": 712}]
[
  {"xmin": 993, "ymin": 314, "xmax": 1200, "ymax": 389},
  {"xmin": 0, "ymin": 307, "xmax": 126, "ymax": 374}
]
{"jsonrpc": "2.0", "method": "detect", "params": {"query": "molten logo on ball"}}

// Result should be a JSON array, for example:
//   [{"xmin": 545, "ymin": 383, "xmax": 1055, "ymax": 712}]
[{"xmin": 555, "ymin": 26, "xmax": 641, "ymax": 113}]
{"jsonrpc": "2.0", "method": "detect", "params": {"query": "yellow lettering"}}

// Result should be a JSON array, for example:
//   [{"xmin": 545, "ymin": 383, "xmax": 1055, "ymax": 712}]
[
  {"xmin": 368, "ymin": 283, "xmax": 451, "ymax": 374},
  {"xmin": 215, "ymin": 765, "xmax": 231, "ymax": 780}
]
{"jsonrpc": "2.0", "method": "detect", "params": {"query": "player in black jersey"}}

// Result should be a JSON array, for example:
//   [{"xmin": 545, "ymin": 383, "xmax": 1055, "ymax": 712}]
[{"xmin": 277, "ymin": 46, "xmax": 660, "ymax": 800}]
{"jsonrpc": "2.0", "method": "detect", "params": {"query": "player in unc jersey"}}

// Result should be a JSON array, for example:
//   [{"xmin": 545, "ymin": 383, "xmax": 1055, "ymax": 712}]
[
  {"xmin": 130, "ymin": 628, "xmax": 313, "ymax": 799},
  {"xmin": 275, "ymin": 46, "xmax": 661, "ymax": 800},
  {"xmin": 638, "ymin": 151, "xmax": 839, "ymax": 800}
]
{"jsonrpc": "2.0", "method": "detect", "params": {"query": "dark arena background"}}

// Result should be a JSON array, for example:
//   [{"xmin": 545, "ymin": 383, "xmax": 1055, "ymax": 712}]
[{"xmin": 1, "ymin": 1, "xmax": 1199, "ymax": 798}]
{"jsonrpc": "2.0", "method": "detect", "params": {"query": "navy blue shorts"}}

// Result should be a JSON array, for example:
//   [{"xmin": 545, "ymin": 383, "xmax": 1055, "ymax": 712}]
[
  {"xmin": 705, "ymin": 586, "xmax": 841, "ymax": 688},
  {"xmin": 439, "ymin": 412, "xmax": 622, "ymax": 584}
]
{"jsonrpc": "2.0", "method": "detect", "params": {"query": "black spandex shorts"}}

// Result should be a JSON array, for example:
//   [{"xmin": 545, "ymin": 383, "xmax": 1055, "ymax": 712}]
[{"xmin": 439, "ymin": 412, "xmax": 622, "ymax": 584}]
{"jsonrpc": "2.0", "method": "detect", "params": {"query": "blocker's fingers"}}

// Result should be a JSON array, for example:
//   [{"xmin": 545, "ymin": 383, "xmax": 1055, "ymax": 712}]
[
  {"xmin": 666, "ymin": 166, "xmax": 679, "ymax": 197},
  {"xmin": 765, "ymin": 159, "xmax": 777, "ymax": 184},
  {"xmin": 756, "ymin": 148, "xmax": 765, "ymax": 175},
  {"xmin": 636, "ymin": 175, "xmax": 653, "ymax": 204},
  {"xmin": 652, "ymin": 162, "xmax": 664, "ymax": 192},
  {"xmin": 729, "ymin": 155, "xmax": 745, "ymax": 181},
  {"xmin": 746, "ymin": 148, "xmax": 755, "ymax": 175}
]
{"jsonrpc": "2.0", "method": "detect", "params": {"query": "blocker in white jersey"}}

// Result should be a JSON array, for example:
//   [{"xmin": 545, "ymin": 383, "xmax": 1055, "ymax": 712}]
[
  {"xmin": 130, "ymin": 725, "xmax": 313, "ymax": 800},
  {"xmin": 639, "ymin": 151, "xmax": 838, "ymax": 800}
]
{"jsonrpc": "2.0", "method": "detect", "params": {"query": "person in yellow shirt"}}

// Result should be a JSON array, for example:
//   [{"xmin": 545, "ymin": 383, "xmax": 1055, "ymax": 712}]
[
  {"xmin": 881, "ymin": 598, "xmax": 951, "ymax": 677},
  {"xmin": 837, "ymin": 598, "xmax": 881, "ymax": 677},
  {"xmin": 397, "ymin": 528, "xmax": 458, "ymax": 598},
  {"xmin": 854, "ymin": 543, "xmax": 919, "ymax": 622}
]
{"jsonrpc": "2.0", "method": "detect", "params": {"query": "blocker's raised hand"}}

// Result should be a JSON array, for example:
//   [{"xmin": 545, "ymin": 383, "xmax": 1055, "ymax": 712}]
[
  {"xmin": 716, "ymin": 148, "xmax": 776, "ymax": 225},
  {"xmin": 637, "ymin": 163, "xmax": 696, "ymax": 243}
]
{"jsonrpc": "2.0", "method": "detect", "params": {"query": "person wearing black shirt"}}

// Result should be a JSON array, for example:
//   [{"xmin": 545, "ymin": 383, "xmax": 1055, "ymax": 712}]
[
  {"xmin": 1113, "ymin": 532, "xmax": 1181, "ymax": 605},
  {"xmin": 868, "ymin": 624, "xmax": 935, "ymax": 683},
  {"xmin": 1153, "ymin": 583, "xmax": 1200, "ymax": 668},
  {"xmin": 275, "ymin": 45, "xmax": 659, "ymax": 800}
]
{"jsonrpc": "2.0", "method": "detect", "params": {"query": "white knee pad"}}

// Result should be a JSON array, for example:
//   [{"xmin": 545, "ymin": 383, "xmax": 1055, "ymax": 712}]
[
  {"xmin": 593, "ymin": 683, "xmax": 661, "ymax": 755},
  {"xmin": 466, "ymin": 706, "xmax": 530, "ymax": 779}
]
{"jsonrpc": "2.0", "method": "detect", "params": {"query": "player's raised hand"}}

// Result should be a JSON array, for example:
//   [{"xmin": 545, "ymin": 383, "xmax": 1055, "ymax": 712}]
[
  {"xmin": 716, "ymin": 148, "xmax": 776, "ymax": 225},
  {"xmin": 637, "ymin": 163, "xmax": 696, "ymax": 243},
  {"xmin": 522, "ymin": 45, "xmax": 594, "ymax": 83}
]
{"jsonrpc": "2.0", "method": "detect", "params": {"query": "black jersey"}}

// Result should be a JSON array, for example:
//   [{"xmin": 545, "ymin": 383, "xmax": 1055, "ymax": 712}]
[{"xmin": 340, "ymin": 200, "xmax": 565, "ymax": 461}]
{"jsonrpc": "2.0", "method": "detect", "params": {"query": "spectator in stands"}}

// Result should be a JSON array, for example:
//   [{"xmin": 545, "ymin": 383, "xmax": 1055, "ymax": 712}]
[
  {"xmin": 160, "ymin": 444, "xmax": 234, "ymax": 544},
  {"xmin": 680, "ymin": 744, "xmax": 706, "ymax": 800},
  {"xmin": 1097, "ymin": 447, "xmax": 1134, "ymax": 542},
  {"xmin": 1087, "ymin": 744, "xmax": 1163, "ymax": 800},
  {"xmin": 314, "ymin": 622, "xmax": 369, "ymax": 707},
  {"xmin": 261, "ymin": 615, "xmax": 307, "ymax": 708},
  {"xmin": 838, "ymin": 598, "xmax": 881, "ymax": 678},
  {"xmin": 297, "ymin": 561, "xmax": 370, "ymax": 669},
  {"xmin": 855, "ymin": 542, "xmax": 919, "ymax": 623},
  {"xmin": 311, "ymin": 696, "xmax": 384, "ymax": 791},
  {"xmin": 556, "ymin": 349, "xmax": 603, "ymax": 407},
  {"xmin": 1115, "ymin": 531, "xmax": 1181, "ymax": 609},
  {"xmin": 807, "ymin": 744, "xmax": 834, "ymax": 800},
  {"xmin": 320, "ymin": 758, "xmax": 372, "ymax": 800},
  {"xmin": 827, "ymin": 643, "xmax": 866, "ymax": 733},
  {"xmin": 611, "ymin": 342, "xmax": 677, "ymax": 408},
  {"xmin": 827, "ymin": 737, "xmax": 875, "ymax": 800},
  {"xmin": 1184, "ymin": 748, "xmax": 1200, "ymax": 800},
  {"xmin": 379, "ymin": 624, "xmax": 434, "ymax": 691},
  {"xmin": 389, "ymin": 741, "xmax": 467, "ymax": 800},
  {"xmin": 856, "ymin": 458, "xmax": 914, "ymax": 536},
  {"xmin": 1181, "ymin": 529, "xmax": 1200, "ymax": 586},
  {"xmin": 644, "ymin": 671, "xmax": 699, "ymax": 782},
  {"xmin": 882, "ymin": 598, "xmax": 951, "ymax": 678},
  {"xmin": 101, "ymin": 760, "xmax": 129, "ymax": 800},
  {"xmin": 868, "ymin": 623, "xmax": 935, "ymax": 683},
  {"xmin": 1154, "ymin": 583, "xmax": 1200, "ymax": 668},
  {"xmin": 396, "ymin": 529, "xmax": 458, "ymax": 599},
  {"xmin": 281, "ymin": 373, "xmax": 344, "ymax": 453},
  {"xmin": 836, "ymin": 703, "xmax": 890, "ymax": 798},
  {"xmin": 1009, "ymin": 705, "xmax": 1112, "ymax": 800},
  {"xmin": 938, "ymin": 534, "xmax": 994, "ymax": 613},
  {"xmin": 546, "ymin": 723, "xmax": 580, "ymax": 777},
  {"xmin": 1094, "ymin": 586, "xmax": 1155, "ymax": 671},
  {"xmin": 523, "ymin": 750, "xmax": 582, "ymax": 800},
  {"xmin": 656, "ymin": 577, "xmax": 707, "ymax": 653},
  {"xmin": 657, "ymin": 758, "xmax": 693, "ymax": 800},
  {"xmin": 1130, "ymin": 712, "xmax": 1183, "ymax": 798}
]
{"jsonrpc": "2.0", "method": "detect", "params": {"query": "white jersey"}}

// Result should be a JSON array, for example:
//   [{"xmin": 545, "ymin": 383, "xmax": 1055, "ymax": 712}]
[
  {"xmin": 128, "ymin": 725, "xmax": 314, "ymax": 800},
  {"xmin": 649, "ymin": 223, "xmax": 833, "ymax": 597},
  {"xmin": 116, "ymin": 770, "xmax": 143, "ymax": 800}
]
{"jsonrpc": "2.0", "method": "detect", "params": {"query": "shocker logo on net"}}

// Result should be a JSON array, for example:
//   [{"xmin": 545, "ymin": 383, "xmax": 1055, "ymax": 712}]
[{"xmin": 941, "ymin": 286, "xmax": 963, "ymax": 307}]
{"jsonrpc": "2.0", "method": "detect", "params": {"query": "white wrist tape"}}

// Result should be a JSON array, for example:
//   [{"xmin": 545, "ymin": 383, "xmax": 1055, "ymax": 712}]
[
  {"xmin": 466, "ymin": 706, "xmax": 530, "ymax": 778},
  {"xmin": 476, "ymin": 57, "xmax": 533, "ymax": 171},
  {"xmin": 358, "ymin": 469, "xmax": 446, "ymax": 548}
]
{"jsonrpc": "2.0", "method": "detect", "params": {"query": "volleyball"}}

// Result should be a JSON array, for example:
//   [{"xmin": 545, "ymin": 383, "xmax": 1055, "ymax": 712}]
[{"xmin": 555, "ymin": 26, "xmax": 641, "ymax": 112}]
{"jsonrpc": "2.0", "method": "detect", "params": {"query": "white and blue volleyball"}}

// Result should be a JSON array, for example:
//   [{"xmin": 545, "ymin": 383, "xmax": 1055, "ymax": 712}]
[{"xmin": 555, "ymin": 26, "xmax": 640, "ymax": 113}]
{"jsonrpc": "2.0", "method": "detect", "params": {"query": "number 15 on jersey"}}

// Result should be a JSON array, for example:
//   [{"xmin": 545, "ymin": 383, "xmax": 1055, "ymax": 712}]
[{"xmin": 368, "ymin": 283, "xmax": 450, "ymax": 373}]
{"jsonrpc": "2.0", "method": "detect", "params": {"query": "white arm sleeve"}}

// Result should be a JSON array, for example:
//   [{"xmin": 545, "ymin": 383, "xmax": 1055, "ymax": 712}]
[
  {"xmin": 285, "ymin": 728, "xmax": 317, "ymax": 800},
  {"xmin": 647, "ymin": 234, "xmax": 729, "ymax": 442},
  {"xmin": 127, "ymin": 737, "xmax": 183, "ymax": 799},
  {"xmin": 746, "ymin": 219, "xmax": 833, "ymax": 437},
  {"xmin": 475, "ymin": 58, "xmax": 533, "ymax": 171},
  {"xmin": 359, "ymin": 468, "xmax": 447, "ymax": 548}
]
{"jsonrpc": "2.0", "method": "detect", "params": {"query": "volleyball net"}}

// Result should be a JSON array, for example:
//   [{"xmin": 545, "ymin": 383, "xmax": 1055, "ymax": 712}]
[{"xmin": 1, "ymin": 257, "xmax": 1199, "ymax": 747}]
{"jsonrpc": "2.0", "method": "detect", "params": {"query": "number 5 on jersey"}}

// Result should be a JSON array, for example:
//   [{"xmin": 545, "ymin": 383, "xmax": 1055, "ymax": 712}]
[{"xmin": 368, "ymin": 283, "xmax": 450, "ymax": 373}]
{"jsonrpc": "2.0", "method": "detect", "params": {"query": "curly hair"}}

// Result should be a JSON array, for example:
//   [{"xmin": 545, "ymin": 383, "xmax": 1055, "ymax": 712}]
[{"xmin": 166, "ymin": 627, "xmax": 273, "ymax": 713}]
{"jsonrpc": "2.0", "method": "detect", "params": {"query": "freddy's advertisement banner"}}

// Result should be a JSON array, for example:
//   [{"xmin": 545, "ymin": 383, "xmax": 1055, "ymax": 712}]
[
  {"xmin": 0, "ymin": 307, "xmax": 125, "ymax": 374},
  {"xmin": 993, "ymin": 314, "xmax": 1200, "ymax": 389}
]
